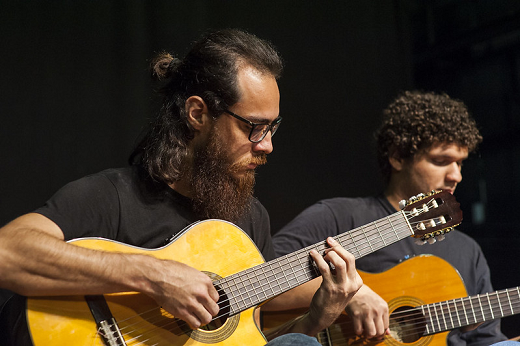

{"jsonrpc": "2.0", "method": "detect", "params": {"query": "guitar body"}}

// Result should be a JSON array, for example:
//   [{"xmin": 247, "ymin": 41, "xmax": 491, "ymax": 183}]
[
  {"xmin": 26, "ymin": 220, "xmax": 267, "ymax": 346},
  {"xmin": 263, "ymin": 255, "xmax": 468, "ymax": 346},
  {"xmin": 20, "ymin": 191, "xmax": 462, "ymax": 345}
]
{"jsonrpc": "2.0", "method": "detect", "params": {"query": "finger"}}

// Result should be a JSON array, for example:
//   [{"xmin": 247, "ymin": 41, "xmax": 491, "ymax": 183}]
[
  {"xmin": 200, "ymin": 298, "xmax": 220, "ymax": 318},
  {"xmin": 309, "ymin": 249, "xmax": 333, "ymax": 280},
  {"xmin": 363, "ymin": 321, "xmax": 377, "ymax": 338},
  {"xmin": 208, "ymin": 283, "xmax": 220, "ymax": 303},
  {"xmin": 323, "ymin": 248, "xmax": 348, "ymax": 282},
  {"xmin": 352, "ymin": 317, "xmax": 364, "ymax": 335},
  {"xmin": 326, "ymin": 237, "xmax": 356, "ymax": 268},
  {"xmin": 183, "ymin": 311, "xmax": 202, "ymax": 329},
  {"xmin": 192, "ymin": 306, "xmax": 214, "ymax": 327},
  {"xmin": 374, "ymin": 318, "xmax": 386, "ymax": 338}
]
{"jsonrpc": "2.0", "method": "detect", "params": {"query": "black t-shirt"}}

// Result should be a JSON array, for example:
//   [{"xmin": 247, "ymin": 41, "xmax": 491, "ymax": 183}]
[
  {"xmin": 273, "ymin": 194, "xmax": 506, "ymax": 346},
  {"xmin": 0, "ymin": 166, "xmax": 275, "ymax": 344},
  {"xmin": 34, "ymin": 166, "xmax": 275, "ymax": 260}
]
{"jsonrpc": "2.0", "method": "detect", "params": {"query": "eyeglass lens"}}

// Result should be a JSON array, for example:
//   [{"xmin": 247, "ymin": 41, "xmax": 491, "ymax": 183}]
[{"xmin": 250, "ymin": 120, "xmax": 281, "ymax": 142}]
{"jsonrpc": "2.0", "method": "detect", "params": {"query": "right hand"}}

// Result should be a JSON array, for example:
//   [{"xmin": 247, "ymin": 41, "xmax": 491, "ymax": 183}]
[
  {"xmin": 146, "ymin": 258, "xmax": 220, "ymax": 329},
  {"xmin": 345, "ymin": 284, "xmax": 390, "ymax": 339}
]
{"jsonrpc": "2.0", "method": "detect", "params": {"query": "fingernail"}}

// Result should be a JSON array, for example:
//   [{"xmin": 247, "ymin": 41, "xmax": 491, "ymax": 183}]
[{"xmin": 328, "ymin": 237, "xmax": 337, "ymax": 244}]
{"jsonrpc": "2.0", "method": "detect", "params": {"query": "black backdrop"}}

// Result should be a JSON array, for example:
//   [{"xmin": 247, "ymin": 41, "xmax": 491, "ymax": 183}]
[{"xmin": 1, "ymin": 0, "xmax": 519, "ymax": 338}]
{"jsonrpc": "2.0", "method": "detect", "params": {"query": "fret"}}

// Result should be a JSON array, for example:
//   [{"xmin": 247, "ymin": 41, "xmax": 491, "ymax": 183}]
[
  {"xmin": 388, "ymin": 214, "xmax": 400, "ymax": 242},
  {"xmin": 375, "ymin": 219, "xmax": 387, "ymax": 248},
  {"xmin": 422, "ymin": 305, "xmax": 432, "ymax": 335},
  {"xmin": 362, "ymin": 224, "xmax": 374, "ymax": 254},
  {"xmin": 254, "ymin": 266, "xmax": 269, "ymax": 303},
  {"xmin": 427, "ymin": 304, "xmax": 438, "ymax": 333},
  {"xmin": 516, "ymin": 288, "xmax": 520, "ymax": 314},
  {"xmin": 468, "ymin": 295, "xmax": 478, "ymax": 323},
  {"xmin": 316, "ymin": 327, "xmax": 331, "ymax": 346},
  {"xmin": 346, "ymin": 229, "xmax": 362, "ymax": 258},
  {"xmin": 477, "ymin": 295, "xmax": 486, "ymax": 321},
  {"xmin": 460, "ymin": 297, "xmax": 469, "ymax": 326},
  {"xmin": 446, "ymin": 299, "xmax": 455, "ymax": 329},
  {"xmin": 439, "ymin": 301, "xmax": 448, "ymax": 331},
  {"xmin": 432, "ymin": 302, "xmax": 441, "ymax": 332},
  {"xmin": 488, "ymin": 292, "xmax": 497, "ymax": 319},
  {"xmin": 507, "ymin": 289, "xmax": 514, "ymax": 315},
  {"xmin": 452, "ymin": 298, "xmax": 462, "ymax": 328},
  {"xmin": 248, "ymin": 272, "xmax": 259, "ymax": 307},
  {"xmin": 362, "ymin": 224, "xmax": 380, "ymax": 257},
  {"xmin": 264, "ymin": 262, "xmax": 279, "ymax": 296},
  {"xmin": 277, "ymin": 258, "xmax": 295, "ymax": 292},
  {"xmin": 225, "ymin": 276, "xmax": 242, "ymax": 315},
  {"xmin": 296, "ymin": 254, "xmax": 311, "ymax": 284},
  {"xmin": 482, "ymin": 293, "xmax": 491, "ymax": 320}
]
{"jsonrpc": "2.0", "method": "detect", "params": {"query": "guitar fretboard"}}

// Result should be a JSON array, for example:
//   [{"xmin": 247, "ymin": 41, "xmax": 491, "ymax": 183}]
[
  {"xmin": 420, "ymin": 287, "xmax": 520, "ymax": 334},
  {"xmin": 215, "ymin": 210, "xmax": 414, "ymax": 316}
]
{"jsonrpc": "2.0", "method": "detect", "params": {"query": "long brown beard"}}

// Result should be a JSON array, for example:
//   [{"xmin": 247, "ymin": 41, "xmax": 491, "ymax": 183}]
[{"xmin": 188, "ymin": 129, "xmax": 267, "ymax": 223}]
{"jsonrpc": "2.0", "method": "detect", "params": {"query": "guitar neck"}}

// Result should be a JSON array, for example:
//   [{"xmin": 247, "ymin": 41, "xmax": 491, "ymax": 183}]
[
  {"xmin": 421, "ymin": 287, "xmax": 520, "ymax": 335},
  {"xmin": 215, "ymin": 210, "xmax": 413, "ymax": 316}
]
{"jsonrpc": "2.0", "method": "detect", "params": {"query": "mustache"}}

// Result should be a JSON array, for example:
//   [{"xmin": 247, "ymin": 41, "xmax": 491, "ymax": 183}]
[
  {"xmin": 250, "ymin": 154, "xmax": 267, "ymax": 166},
  {"xmin": 228, "ymin": 154, "xmax": 267, "ymax": 174}
]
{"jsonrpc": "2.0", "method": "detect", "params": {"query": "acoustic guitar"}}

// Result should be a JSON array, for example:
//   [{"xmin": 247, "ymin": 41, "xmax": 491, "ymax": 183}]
[
  {"xmin": 20, "ymin": 190, "xmax": 461, "ymax": 345},
  {"xmin": 264, "ymin": 255, "xmax": 520, "ymax": 346}
]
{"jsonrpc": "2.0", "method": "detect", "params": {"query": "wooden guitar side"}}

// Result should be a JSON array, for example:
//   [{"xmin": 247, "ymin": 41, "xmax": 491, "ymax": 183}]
[{"xmin": 26, "ymin": 220, "xmax": 267, "ymax": 346}]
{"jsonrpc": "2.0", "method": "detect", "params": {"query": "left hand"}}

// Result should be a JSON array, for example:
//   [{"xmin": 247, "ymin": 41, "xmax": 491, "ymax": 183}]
[{"xmin": 306, "ymin": 237, "xmax": 363, "ymax": 333}]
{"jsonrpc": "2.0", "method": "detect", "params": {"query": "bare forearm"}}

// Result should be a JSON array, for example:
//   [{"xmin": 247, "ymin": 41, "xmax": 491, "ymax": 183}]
[
  {"xmin": 0, "ymin": 213, "xmax": 220, "ymax": 327},
  {"xmin": 0, "ymin": 220, "xmax": 153, "ymax": 297}
]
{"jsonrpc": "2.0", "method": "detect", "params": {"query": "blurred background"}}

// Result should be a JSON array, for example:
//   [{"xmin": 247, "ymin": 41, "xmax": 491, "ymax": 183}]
[{"xmin": 1, "ymin": 0, "xmax": 519, "ymax": 338}]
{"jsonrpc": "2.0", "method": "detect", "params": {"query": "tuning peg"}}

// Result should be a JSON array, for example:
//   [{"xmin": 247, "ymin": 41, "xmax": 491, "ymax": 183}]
[
  {"xmin": 427, "ymin": 237, "xmax": 437, "ymax": 244},
  {"xmin": 398, "ymin": 199, "xmax": 407, "ymax": 210},
  {"xmin": 436, "ymin": 234, "xmax": 445, "ymax": 241},
  {"xmin": 416, "ymin": 193, "xmax": 425, "ymax": 199},
  {"xmin": 415, "ymin": 238, "xmax": 427, "ymax": 246}
]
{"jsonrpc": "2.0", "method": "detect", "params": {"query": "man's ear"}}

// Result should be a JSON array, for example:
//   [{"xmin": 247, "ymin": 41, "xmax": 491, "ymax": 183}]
[
  {"xmin": 388, "ymin": 150, "xmax": 404, "ymax": 172},
  {"xmin": 185, "ymin": 96, "xmax": 211, "ymax": 131}
]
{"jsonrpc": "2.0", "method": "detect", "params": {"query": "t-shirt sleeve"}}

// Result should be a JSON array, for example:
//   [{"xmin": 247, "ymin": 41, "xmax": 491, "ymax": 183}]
[
  {"xmin": 33, "ymin": 174, "xmax": 120, "ymax": 241},
  {"xmin": 272, "ymin": 201, "xmax": 339, "ymax": 258}
]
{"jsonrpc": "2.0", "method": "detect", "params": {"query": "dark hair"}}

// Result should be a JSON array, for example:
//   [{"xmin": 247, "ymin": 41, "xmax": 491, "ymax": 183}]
[
  {"xmin": 129, "ymin": 28, "xmax": 283, "ymax": 183},
  {"xmin": 376, "ymin": 90, "xmax": 483, "ymax": 184}
]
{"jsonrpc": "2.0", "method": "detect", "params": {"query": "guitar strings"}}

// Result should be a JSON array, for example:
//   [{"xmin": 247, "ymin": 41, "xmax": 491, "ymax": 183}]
[
  {"xmin": 317, "ymin": 288, "xmax": 520, "ymax": 345},
  {"xmin": 95, "ymin": 214, "xmax": 413, "ymax": 343},
  {"xmin": 98, "ymin": 215, "xmax": 430, "ymax": 342},
  {"xmin": 94, "ymin": 197, "xmax": 449, "ymax": 342}
]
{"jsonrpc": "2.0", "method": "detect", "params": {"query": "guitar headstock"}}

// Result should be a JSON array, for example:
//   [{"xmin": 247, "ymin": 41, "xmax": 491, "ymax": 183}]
[{"xmin": 401, "ymin": 190, "xmax": 463, "ymax": 245}]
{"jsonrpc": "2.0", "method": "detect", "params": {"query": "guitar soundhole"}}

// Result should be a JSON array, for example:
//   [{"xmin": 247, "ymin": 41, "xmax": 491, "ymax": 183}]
[
  {"xmin": 199, "ymin": 283, "xmax": 230, "ymax": 331},
  {"xmin": 389, "ymin": 306, "xmax": 426, "ymax": 343}
]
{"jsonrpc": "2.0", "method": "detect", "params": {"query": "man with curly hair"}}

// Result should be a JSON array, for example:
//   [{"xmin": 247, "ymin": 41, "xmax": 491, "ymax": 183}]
[{"xmin": 271, "ymin": 91, "xmax": 508, "ymax": 345}]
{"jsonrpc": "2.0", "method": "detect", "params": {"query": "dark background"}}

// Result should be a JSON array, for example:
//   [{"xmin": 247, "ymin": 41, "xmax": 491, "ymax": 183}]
[{"xmin": 1, "ymin": 0, "xmax": 519, "ymax": 338}]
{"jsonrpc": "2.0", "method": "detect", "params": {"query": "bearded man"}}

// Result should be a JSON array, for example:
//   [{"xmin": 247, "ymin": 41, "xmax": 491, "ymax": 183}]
[{"xmin": 0, "ymin": 29, "xmax": 362, "ymax": 346}]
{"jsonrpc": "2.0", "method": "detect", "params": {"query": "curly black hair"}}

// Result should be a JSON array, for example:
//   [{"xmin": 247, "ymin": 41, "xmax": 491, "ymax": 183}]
[{"xmin": 376, "ymin": 90, "xmax": 482, "ymax": 184}]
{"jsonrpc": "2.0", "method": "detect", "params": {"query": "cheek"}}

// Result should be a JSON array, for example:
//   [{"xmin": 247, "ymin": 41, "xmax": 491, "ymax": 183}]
[
  {"xmin": 416, "ymin": 167, "xmax": 444, "ymax": 187},
  {"xmin": 225, "ymin": 142, "xmax": 253, "ymax": 165}
]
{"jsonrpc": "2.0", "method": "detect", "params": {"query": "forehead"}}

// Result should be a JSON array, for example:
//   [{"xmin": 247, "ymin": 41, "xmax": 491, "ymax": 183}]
[
  {"xmin": 232, "ymin": 64, "xmax": 280, "ymax": 122},
  {"xmin": 422, "ymin": 142, "xmax": 469, "ymax": 159}
]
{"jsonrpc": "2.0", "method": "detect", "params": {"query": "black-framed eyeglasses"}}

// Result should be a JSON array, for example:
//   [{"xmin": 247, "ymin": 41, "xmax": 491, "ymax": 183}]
[{"xmin": 223, "ymin": 109, "xmax": 282, "ymax": 143}]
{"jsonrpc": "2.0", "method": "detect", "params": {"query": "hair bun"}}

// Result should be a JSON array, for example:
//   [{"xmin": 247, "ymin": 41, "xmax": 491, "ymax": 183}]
[{"xmin": 151, "ymin": 52, "xmax": 180, "ymax": 81}]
